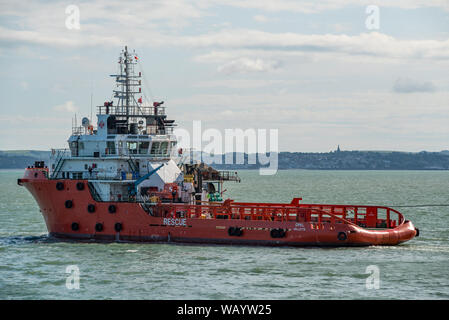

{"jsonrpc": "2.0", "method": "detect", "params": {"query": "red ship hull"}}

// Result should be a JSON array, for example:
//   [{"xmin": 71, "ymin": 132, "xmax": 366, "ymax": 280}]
[{"xmin": 18, "ymin": 168, "xmax": 418, "ymax": 247}]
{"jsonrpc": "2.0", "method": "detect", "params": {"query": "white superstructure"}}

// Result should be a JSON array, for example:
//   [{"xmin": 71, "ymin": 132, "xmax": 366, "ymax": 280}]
[{"xmin": 49, "ymin": 46, "xmax": 185, "ymax": 202}]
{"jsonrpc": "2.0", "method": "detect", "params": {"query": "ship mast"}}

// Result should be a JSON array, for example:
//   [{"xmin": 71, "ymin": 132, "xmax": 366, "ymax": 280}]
[
  {"xmin": 124, "ymin": 46, "xmax": 130, "ymax": 117},
  {"xmin": 97, "ymin": 46, "xmax": 176, "ymax": 136},
  {"xmin": 112, "ymin": 45, "xmax": 141, "ymax": 122}
]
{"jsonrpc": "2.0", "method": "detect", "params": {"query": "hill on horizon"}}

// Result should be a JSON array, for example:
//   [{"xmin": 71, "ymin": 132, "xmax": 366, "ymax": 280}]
[{"xmin": 1, "ymin": 149, "xmax": 449, "ymax": 170}]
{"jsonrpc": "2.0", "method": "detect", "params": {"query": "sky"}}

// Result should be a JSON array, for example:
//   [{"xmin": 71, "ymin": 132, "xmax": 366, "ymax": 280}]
[{"xmin": 0, "ymin": 0, "xmax": 448, "ymax": 152}]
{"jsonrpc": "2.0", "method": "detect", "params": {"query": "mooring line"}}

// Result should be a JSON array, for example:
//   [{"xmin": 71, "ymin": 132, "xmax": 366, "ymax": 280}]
[{"xmin": 390, "ymin": 204, "xmax": 449, "ymax": 208}]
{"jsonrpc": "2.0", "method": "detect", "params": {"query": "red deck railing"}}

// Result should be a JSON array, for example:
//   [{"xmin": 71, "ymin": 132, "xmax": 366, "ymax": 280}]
[{"xmin": 151, "ymin": 198, "xmax": 404, "ymax": 229}]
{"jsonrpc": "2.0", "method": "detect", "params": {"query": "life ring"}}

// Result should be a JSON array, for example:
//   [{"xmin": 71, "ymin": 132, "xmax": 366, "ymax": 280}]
[
  {"xmin": 87, "ymin": 204, "xmax": 95, "ymax": 213},
  {"xmin": 108, "ymin": 204, "xmax": 116, "ymax": 214},
  {"xmin": 56, "ymin": 182, "xmax": 64, "ymax": 191},
  {"xmin": 337, "ymin": 232, "xmax": 347, "ymax": 241},
  {"xmin": 114, "ymin": 222, "xmax": 123, "ymax": 232},
  {"xmin": 65, "ymin": 200, "xmax": 73, "ymax": 209},
  {"xmin": 95, "ymin": 223, "xmax": 103, "ymax": 232},
  {"xmin": 71, "ymin": 222, "xmax": 79, "ymax": 231},
  {"xmin": 76, "ymin": 182, "xmax": 84, "ymax": 191}
]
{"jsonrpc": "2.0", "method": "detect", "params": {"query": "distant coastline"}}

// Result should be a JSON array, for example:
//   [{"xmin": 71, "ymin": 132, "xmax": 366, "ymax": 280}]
[
  {"xmin": 2, "ymin": 149, "xmax": 449, "ymax": 170},
  {"xmin": 213, "ymin": 150, "xmax": 449, "ymax": 170},
  {"xmin": 0, "ymin": 150, "xmax": 51, "ymax": 169}
]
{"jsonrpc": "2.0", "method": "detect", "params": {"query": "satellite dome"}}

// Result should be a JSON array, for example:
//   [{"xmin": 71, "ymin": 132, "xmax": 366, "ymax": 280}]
[{"xmin": 81, "ymin": 117, "xmax": 90, "ymax": 128}]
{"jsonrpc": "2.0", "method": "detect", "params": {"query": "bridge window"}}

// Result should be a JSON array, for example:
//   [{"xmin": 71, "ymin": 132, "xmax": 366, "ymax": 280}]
[
  {"xmin": 150, "ymin": 142, "xmax": 160, "ymax": 155},
  {"xmin": 160, "ymin": 141, "xmax": 168, "ymax": 155},
  {"xmin": 69, "ymin": 141, "xmax": 78, "ymax": 156},
  {"xmin": 72, "ymin": 172, "xmax": 83, "ymax": 179},
  {"xmin": 127, "ymin": 141, "xmax": 138, "ymax": 154},
  {"xmin": 139, "ymin": 141, "xmax": 149, "ymax": 154},
  {"xmin": 170, "ymin": 141, "xmax": 176, "ymax": 154},
  {"xmin": 107, "ymin": 141, "xmax": 116, "ymax": 154}
]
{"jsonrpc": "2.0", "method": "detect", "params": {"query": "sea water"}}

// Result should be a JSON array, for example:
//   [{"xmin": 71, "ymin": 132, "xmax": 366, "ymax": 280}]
[{"xmin": 0, "ymin": 169, "xmax": 448, "ymax": 299}]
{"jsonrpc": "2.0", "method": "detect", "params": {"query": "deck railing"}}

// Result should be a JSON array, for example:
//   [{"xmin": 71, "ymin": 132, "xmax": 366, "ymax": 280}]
[
  {"xmin": 97, "ymin": 105, "xmax": 166, "ymax": 117},
  {"xmin": 50, "ymin": 148, "xmax": 71, "ymax": 178},
  {"xmin": 150, "ymin": 199, "xmax": 403, "ymax": 229}
]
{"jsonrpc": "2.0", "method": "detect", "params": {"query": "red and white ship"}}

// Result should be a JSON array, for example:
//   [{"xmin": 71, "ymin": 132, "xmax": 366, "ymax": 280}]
[{"xmin": 18, "ymin": 47, "xmax": 419, "ymax": 247}]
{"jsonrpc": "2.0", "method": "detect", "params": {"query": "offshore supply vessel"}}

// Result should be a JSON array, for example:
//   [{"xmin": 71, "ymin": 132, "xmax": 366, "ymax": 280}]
[{"xmin": 18, "ymin": 47, "xmax": 419, "ymax": 246}]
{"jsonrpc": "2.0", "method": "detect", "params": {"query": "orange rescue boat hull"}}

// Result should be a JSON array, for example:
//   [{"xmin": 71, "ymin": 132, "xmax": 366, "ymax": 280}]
[{"xmin": 18, "ymin": 169, "xmax": 418, "ymax": 247}]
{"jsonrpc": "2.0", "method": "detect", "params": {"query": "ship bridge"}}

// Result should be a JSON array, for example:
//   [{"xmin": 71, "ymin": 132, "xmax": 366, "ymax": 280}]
[
  {"xmin": 64, "ymin": 45, "xmax": 178, "ymax": 160},
  {"xmin": 49, "ymin": 46, "xmax": 180, "ymax": 183}
]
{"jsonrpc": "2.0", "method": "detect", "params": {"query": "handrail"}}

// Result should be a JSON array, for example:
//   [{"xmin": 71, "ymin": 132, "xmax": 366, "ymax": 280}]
[
  {"xmin": 97, "ymin": 105, "xmax": 166, "ymax": 116},
  {"xmin": 152, "ymin": 199, "xmax": 403, "ymax": 229},
  {"xmin": 297, "ymin": 203, "xmax": 404, "ymax": 227},
  {"xmin": 50, "ymin": 149, "xmax": 70, "ymax": 179},
  {"xmin": 87, "ymin": 182, "xmax": 103, "ymax": 202}
]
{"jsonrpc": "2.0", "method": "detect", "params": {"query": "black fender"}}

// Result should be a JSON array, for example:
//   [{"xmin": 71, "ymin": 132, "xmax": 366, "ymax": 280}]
[
  {"xmin": 337, "ymin": 231, "xmax": 347, "ymax": 241},
  {"xmin": 95, "ymin": 223, "xmax": 103, "ymax": 232},
  {"xmin": 87, "ymin": 204, "xmax": 95, "ymax": 213},
  {"xmin": 65, "ymin": 200, "xmax": 73, "ymax": 209},
  {"xmin": 76, "ymin": 182, "xmax": 85, "ymax": 191}
]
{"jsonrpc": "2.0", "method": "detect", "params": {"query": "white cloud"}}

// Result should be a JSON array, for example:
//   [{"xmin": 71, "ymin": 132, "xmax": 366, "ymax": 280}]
[
  {"xmin": 20, "ymin": 81, "xmax": 29, "ymax": 90},
  {"xmin": 1, "ymin": 0, "xmax": 448, "ymax": 152},
  {"xmin": 217, "ymin": 57, "xmax": 281, "ymax": 73},
  {"xmin": 210, "ymin": 0, "xmax": 449, "ymax": 13},
  {"xmin": 53, "ymin": 101, "xmax": 78, "ymax": 113},
  {"xmin": 0, "ymin": 0, "xmax": 208, "ymax": 48},
  {"xmin": 170, "ymin": 90, "xmax": 449, "ymax": 151},
  {"xmin": 194, "ymin": 79, "xmax": 289, "ymax": 89},
  {"xmin": 333, "ymin": 23, "xmax": 350, "ymax": 33},
  {"xmin": 183, "ymin": 30, "xmax": 449, "ymax": 61},
  {"xmin": 393, "ymin": 78, "xmax": 437, "ymax": 93},
  {"xmin": 253, "ymin": 15, "xmax": 270, "ymax": 23},
  {"xmin": 1, "ymin": 0, "xmax": 449, "ymax": 65}
]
